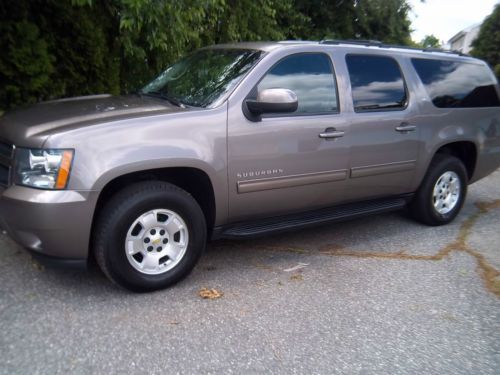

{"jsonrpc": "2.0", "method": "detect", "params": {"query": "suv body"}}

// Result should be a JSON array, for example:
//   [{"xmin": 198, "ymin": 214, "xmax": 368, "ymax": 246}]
[{"xmin": 1, "ymin": 41, "xmax": 499, "ymax": 290}]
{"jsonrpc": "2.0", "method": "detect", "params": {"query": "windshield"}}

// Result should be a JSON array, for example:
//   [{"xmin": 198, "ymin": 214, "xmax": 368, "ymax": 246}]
[{"xmin": 141, "ymin": 48, "xmax": 263, "ymax": 108}]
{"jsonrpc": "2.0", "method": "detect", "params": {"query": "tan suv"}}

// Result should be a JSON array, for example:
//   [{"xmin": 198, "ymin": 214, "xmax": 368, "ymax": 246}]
[{"xmin": 1, "ymin": 40, "xmax": 499, "ymax": 291}]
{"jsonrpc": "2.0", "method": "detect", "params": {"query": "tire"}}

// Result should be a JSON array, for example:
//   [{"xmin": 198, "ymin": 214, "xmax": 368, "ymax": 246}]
[
  {"xmin": 410, "ymin": 154, "xmax": 468, "ymax": 226},
  {"xmin": 94, "ymin": 181, "xmax": 206, "ymax": 292}
]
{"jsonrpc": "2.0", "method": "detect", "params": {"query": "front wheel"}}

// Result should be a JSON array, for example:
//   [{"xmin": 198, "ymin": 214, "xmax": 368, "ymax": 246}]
[
  {"xmin": 94, "ymin": 181, "xmax": 206, "ymax": 292},
  {"xmin": 409, "ymin": 154, "xmax": 468, "ymax": 226}
]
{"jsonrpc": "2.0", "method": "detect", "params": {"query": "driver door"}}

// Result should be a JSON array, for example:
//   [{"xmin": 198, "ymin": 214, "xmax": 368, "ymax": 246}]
[{"xmin": 226, "ymin": 52, "xmax": 350, "ymax": 222}]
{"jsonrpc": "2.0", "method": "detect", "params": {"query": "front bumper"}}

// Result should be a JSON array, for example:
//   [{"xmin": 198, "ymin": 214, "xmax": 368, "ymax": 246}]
[{"xmin": 0, "ymin": 185, "xmax": 99, "ymax": 261}]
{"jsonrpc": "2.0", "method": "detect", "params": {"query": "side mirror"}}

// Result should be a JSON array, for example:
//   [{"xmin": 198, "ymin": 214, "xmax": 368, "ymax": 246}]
[{"xmin": 245, "ymin": 88, "xmax": 298, "ymax": 115}]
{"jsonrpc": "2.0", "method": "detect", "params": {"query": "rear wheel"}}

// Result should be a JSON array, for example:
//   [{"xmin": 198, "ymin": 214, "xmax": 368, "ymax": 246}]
[
  {"xmin": 94, "ymin": 181, "xmax": 206, "ymax": 292},
  {"xmin": 410, "ymin": 154, "xmax": 468, "ymax": 226}
]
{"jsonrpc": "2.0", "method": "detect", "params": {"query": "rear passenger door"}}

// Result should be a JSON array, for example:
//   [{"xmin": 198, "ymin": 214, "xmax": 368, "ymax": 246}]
[{"xmin": 343, "ymin": 54, "xmax": 419, "ymax": 201}]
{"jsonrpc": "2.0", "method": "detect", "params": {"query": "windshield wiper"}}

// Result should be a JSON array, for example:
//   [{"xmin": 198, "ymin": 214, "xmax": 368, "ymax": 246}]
[{"xmin": 141, "ymin": 91, "xmax": 185, "ymax": 108}]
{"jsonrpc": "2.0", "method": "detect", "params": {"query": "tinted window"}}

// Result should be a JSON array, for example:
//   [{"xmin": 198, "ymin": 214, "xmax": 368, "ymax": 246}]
[
  {"xmin": 411, "ymin": 58, "xmax": 500, "ymax": 108},
  {"xmin": 257, "ymin": 54, "xmax": 338, "ymax": 114},
  {"xmin": 346, "ymin": 55, "xmax": 407, "ymax": 111}
]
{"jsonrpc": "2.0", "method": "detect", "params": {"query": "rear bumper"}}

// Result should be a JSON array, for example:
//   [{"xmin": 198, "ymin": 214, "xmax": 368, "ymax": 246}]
[
  {"xmin": 470, "ymin": 129, "xmax": 500, "ymax": 183},
  {"xmin": 0, "ymin": 185, "xmax": 99, "ymax": 260},
  {"xmin": 471, "ymin": 145, "xmax": 500, "ymax": 183}
]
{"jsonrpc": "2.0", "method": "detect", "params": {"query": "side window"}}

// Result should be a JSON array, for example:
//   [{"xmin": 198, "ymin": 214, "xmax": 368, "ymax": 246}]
[
  {"xmin": 346, "ymin": 54, "xmax": 407, "ymax": 111},
  {"xmin": 257, "ymin": 53, "xmax": 338, "ymax": 114},
  {"xmin": 411, "ymin": 58, "xmax": 500, "ymax": 108}
]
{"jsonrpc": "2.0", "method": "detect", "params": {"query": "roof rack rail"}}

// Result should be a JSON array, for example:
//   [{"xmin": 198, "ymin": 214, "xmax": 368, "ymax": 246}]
[
  {"xmin": 420, "ymin": 47, "xmax": 465, "ymax": 55},
  {"xmin": 319, "ymin": 39, "xmax": 466, "ymax": 56},
  {"xmin": 320, "ymin": 39, "xmax": 383, "ymax": 47}
]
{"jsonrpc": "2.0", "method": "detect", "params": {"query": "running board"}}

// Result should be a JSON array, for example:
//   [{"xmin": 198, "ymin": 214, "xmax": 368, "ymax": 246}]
[{"xmin": 215, "ymin": 196, "xmax": 410, "ymax": 239}]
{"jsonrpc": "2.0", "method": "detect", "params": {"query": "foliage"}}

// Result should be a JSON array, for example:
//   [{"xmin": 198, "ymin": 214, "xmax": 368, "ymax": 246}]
[
  {"xmin": 420, "ymin": 34, "xmax": 441, "ymax": 48},
  {"xmin": 353, "ymin": 0, "xmax": 413, "ymax": 44},
  {"xmin": 471, "ymin": 4, "xmax": 500, "ymax": 77},
  {"xmin": 0, "ymin": 20, "xmax": 54, "ymax": 108},
  {"xmin": 1, "ymin": 0, "xmax": 418, "ymax": 110},
  {"xmin": 281, "ymin": 0, "xmax": 413, "ymax": 44},
  {"xmin": 0, "ymin": 0, "xmax": 120, "ymax": 109}
]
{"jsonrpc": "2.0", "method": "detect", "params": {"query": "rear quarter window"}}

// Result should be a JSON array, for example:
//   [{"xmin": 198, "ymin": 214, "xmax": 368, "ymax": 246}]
[{"xmin": 411, "ymin": 58, "xmax": 500, "ymax": 108}]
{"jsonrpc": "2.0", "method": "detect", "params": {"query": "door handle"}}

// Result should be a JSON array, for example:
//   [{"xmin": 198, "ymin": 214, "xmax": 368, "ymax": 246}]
[
  {"xmin": 395, "ymin": 123, "xmax": 416, "ymax": 132},
  {"xmin": 319, "ymin": 128, "xmax": 345, "ymax": 139}
]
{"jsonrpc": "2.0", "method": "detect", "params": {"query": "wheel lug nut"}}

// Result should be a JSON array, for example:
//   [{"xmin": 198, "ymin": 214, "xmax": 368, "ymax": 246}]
[
  {"xmin": 147, "ymin": 246, "xmax": 153, "ymax": 252},
  {"xmin": 163, "ymin": 239, "xmax": 168, "ymax": 244},
  {"xmin": 150, "ymin": 229, "xmax": 156, "ymax": 235},
  {"xmin": 160, "ymin": 230, "xmax": 165, "ymax": 236},
  {"xmin": 144, "ymin": 238, "xmax": 150, "ymax": 243},
  {"xmin": 157, "ymin": 247, "xmax": 162, "ymax": 252}
]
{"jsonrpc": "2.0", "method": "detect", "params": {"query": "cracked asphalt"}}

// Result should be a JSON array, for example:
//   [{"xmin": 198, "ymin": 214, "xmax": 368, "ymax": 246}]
[{"xmin": 1, "ymin": 170, "xmax": 499, "ymax": 374}]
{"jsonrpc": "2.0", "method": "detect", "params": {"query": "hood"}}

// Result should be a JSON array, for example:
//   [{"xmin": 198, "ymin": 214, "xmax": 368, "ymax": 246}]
[{"xmin": 0, "ymin": 94, "xmax": 187, "ymax": 148}]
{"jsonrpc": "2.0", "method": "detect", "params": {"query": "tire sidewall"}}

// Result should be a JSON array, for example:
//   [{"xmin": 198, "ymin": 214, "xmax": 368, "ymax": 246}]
[
  {"xmin": 421, "ymin": 156, "xmax": 468, "ymax": 225},
  {"xmin": 102, "ymin": 186, "xmax": 206, "ymax": 292}
]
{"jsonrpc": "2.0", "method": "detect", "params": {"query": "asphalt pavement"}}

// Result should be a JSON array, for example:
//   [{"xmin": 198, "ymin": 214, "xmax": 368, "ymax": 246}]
[{"xmin": 0, "ymin": 170, "xmax": 499, "ymax": 374}]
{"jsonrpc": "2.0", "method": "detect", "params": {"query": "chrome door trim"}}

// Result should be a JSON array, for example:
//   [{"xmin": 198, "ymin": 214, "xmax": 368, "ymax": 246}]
[
  {"xmin": 237, "ymin": 169, "xmax": 348, "ymax": 194},
  {"xmin": 350, "ymin": 160, "xmax": 416, "ymax": 178}
]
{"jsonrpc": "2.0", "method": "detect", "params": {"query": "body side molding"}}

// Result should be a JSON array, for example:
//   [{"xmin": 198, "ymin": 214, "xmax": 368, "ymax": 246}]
[
  {"xmin": 350, "ymin": 160, "xmax": 416, "ymax": 178},
  {"xmin": 237, "ymin": 169, "xmax": 348, "ymax": 194}
]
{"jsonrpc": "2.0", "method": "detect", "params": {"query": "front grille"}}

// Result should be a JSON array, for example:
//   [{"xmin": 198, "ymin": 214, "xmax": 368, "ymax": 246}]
[{"xmin": 0, "ymin": 141, "xmax": 14, "ymax": 187}]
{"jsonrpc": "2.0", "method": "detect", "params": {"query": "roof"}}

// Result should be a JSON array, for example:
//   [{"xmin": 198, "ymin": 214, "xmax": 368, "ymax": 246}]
[
  {"xmin": 208, "ymin": 40, "xmax": 476, "ymax": 60},
  {"xmin": 207, "ymin": 41, "xmax": 309, "ymax": 52}
]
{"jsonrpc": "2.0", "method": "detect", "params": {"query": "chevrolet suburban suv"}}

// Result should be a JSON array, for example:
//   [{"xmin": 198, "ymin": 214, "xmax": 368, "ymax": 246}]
[{"xmin": 1, "ymin": 40, "xmax": 499, "ymax": 292}]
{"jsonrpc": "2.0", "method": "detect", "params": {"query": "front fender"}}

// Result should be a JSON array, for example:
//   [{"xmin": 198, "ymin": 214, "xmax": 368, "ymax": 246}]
[{"xmin": 44, "ymin": 104, "xmax": 229, "ymax": 224}]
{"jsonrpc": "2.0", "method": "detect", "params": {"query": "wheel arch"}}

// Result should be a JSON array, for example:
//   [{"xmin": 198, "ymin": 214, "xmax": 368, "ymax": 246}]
[
  {"xmin": 433, "ymin": 141, "xmax": 477, "ymax": 181},
  {"xmin": 90, "ymin": 166, "xmax": 218, "ymax": 245}
]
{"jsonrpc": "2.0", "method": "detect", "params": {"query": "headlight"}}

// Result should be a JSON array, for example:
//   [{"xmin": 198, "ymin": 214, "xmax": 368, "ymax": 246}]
[{"xmin": 14, "ymin": 149, "xmax": 74, "ymax": 189}]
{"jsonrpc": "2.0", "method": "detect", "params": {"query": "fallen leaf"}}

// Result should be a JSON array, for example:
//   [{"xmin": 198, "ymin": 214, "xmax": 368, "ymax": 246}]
[
  {"xmin": 199, "ymin": 288, "xmax": 224, "ymax": 299},
  {"xmin": 290, "ymin": 274, "xmax": 303, "ymax": 281}
]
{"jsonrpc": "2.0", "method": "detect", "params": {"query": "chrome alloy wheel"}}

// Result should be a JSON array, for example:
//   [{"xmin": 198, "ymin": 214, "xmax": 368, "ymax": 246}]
[
  {"xmin": 432, "ymin": 171, "xmax": 461, "ymax": 215},
  {"xmin": 125, "ymin": 209, "xmax": 189, "ymax": 275}
]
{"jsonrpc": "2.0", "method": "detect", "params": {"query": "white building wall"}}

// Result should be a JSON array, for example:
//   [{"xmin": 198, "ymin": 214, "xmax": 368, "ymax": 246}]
[{"xmin": 447, "ymin": 24, "xmax": 481, "ymax": 53}]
